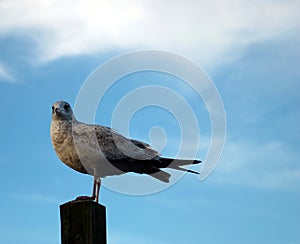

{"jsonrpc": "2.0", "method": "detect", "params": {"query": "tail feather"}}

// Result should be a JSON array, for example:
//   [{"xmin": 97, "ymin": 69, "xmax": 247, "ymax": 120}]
[
  {"xmin": 150, "ymin": 157, "xmax": 201, "ymax": 175},
  {"xmin": 159, "ymin": 158, "xmax": 201, "ymax": 166},
  {"xmin": 109, "ymin": 159, "xmax": 171, "ymax": 182},
  {"xmin": 149, "ymin": 169, "xmax": 171, "ymax": 183},
  {"xmin": 170, "ymin": 165, "xmax": 200, "ymax": 175},
  {"xmin": 108, "ymin": 157, "xmax": 200, "ymax": 183},
  {"xmin": 151, "ymin": 157, "xmax": 201, "ymax": 169}
]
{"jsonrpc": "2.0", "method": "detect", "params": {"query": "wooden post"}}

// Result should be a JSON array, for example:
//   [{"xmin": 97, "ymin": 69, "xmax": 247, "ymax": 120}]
[{"xmin": 60, "ymin": 200, "xmax": 107, "ymax": 244}]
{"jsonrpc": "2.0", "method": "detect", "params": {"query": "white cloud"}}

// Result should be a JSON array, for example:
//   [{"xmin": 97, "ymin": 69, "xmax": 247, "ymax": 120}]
[
  {"xmin": 0, "ymin": 0, "xmax": 299, "ymax": 68},
  {"xmin": 0, "ymin": 63, "xmax": 15, "ymax": 82},
  {"xmin": 212, "ymin": 139, "xmax": 300, "ymax": 190}
]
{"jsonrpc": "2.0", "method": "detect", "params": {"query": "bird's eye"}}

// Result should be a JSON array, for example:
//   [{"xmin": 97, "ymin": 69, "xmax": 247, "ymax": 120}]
[{"xmin": 64, "ymin": 104, "xmax": 70, "ymax": 111}]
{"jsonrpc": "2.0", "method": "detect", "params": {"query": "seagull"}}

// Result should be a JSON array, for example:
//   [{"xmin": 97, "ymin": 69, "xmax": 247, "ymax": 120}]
[{"xmin": 50, "ymin": 101, "xmax": 201, "ymax": 202}]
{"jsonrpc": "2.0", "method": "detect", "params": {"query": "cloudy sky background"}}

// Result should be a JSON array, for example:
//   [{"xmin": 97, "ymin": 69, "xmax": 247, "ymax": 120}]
[{"xmin": 0, "ymin": 0, "xmax": 299, "ymax": 243}]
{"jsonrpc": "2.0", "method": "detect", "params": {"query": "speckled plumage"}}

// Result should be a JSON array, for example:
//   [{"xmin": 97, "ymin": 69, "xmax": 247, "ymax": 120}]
[{"xmin": 51, "ymin": 119, "xmax": 88, "ymax": 174}]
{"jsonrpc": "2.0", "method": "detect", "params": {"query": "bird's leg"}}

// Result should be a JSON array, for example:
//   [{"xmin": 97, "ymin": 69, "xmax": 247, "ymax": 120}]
[
  {"xmin": 75, "ymin": 178, "xmax": 101, "ymax": 202},
  {"xmin": 91, "ymin": 178, "xmax": 97, "ymax": 200},
  {"xmin": 95, "ymin": 178, "xmax": 101, "ymax": 203},
  {"xmin": 75, "ymin": 179, "xmax": 97, "ymax": 201}
]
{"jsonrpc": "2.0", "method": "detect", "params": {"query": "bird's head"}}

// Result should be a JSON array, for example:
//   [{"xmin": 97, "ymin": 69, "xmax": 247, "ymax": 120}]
[{"xmin": 52, "ymin": 101, "xmax": 74, "ymax": 121}]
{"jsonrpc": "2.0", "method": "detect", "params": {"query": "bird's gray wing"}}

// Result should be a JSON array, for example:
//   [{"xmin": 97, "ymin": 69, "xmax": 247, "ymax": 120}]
[
  {"xmin": 94, "ymin": 125, "xmax": 170, "ymax": 180},
  {"xmin": 94, "ymin": 125, "xmax": 160, "ymax": 160},
  {"xmin": 72, "ymin": 121, "xmax": 200, "ymax": 181}
]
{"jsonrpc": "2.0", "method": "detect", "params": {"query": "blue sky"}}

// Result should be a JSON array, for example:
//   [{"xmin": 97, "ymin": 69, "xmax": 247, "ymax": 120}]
[{"xmin": 0, "ymin": 0, "xmax": 300, "ymax": 243}]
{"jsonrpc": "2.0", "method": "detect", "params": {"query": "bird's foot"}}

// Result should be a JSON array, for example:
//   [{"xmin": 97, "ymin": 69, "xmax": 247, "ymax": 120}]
[{"xmin": 75, "ymin": 196, "xmax": 95, "ymax": 201}]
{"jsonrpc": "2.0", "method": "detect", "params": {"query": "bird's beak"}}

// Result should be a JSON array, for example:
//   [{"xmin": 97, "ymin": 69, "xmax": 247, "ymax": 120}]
[
  {"xmin": 52, "ymin": 106, "xmax": 62, "ymax": 115},
  {"xmin": 55, "ymin": 107, "xmax": 62, "ymax": 114}
]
